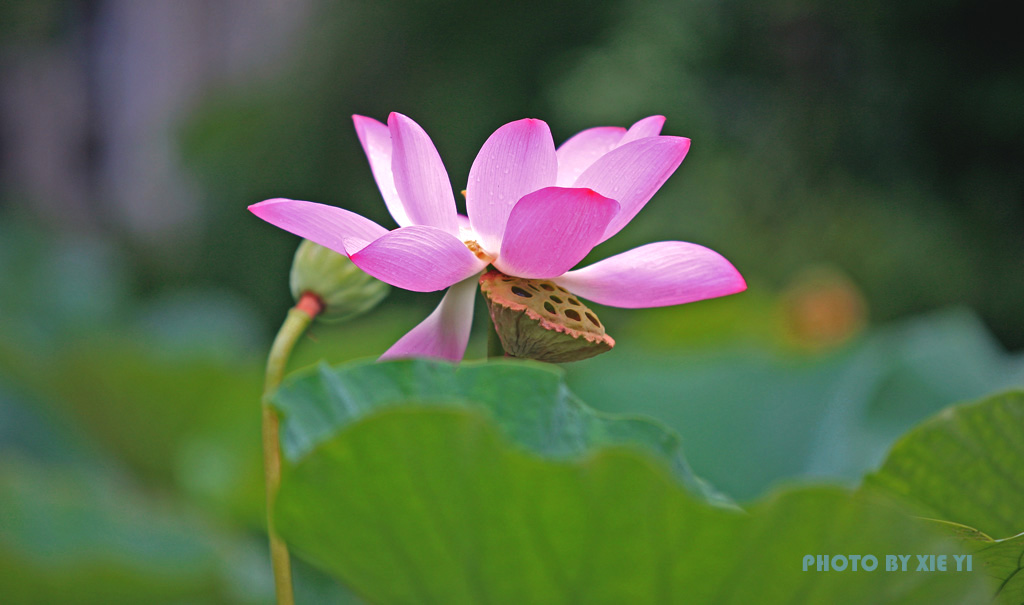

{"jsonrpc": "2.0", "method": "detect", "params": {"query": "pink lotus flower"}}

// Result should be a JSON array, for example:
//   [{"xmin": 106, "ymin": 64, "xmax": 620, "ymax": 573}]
[{"xmin": 250, "ymin": 112, "xmax": 745, "ymax": 361}]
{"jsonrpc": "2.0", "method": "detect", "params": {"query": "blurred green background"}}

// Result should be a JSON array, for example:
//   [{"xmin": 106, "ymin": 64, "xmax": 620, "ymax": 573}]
[{"xmin": 1, "ymin": 0, "xmax": 1021, "ymax": 602}]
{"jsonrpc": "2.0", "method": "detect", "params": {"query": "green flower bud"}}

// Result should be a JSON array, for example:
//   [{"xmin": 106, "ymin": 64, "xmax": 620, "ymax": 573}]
[
  {"xmin": 289, "ymin": 239, "xmax": 389, "ymax": 322},
  {"xmin": 480, "ymin": 270, "xmax": 614, "ymax": 363}
]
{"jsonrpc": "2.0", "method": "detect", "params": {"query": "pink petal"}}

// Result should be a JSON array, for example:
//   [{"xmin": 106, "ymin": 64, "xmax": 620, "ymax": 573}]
[
  {"xmin": 352, "ymin": 115, "xmax": 411, "ymax": 227},
  {"xmin": 494, "ymin": 187, "xmax": 619, "ymax": 279},
  {"xmin": 249, "ymin": 198, "xmax": 388, "ymax": 255},
  {"xmin": 388, "ymin": 113, "xmax": 458, "ymax": 234},
  {"xmin": 554, "ymin": 126, "xmax": 626, "ymax": 187},
  {"xmin": 349, "ymin": 225, "xmax": 486, "ymax": 292},
  {"xmin": 466, "ymin": 118, "xmax": 557, "ymax": 253},
  {"xmin": 574, "ymin": 136, "xmax": 691, "ymax": 243},
  {"xmin": 553, "ymin": 241, "xmax": 746, "ymax": 308},
  {"xmin": 379, "ymin": 276, "xmax": 478, "ymax": 362},
  {"xmin": 617, "ymin": 115, "xmax": 666, "ymax": 146}
]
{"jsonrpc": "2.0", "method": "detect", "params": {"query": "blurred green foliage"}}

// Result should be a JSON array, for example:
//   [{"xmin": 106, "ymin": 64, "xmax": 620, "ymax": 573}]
[{"xmin": 0, "ymin": 458, "xmax": 226, "ymax": 604}]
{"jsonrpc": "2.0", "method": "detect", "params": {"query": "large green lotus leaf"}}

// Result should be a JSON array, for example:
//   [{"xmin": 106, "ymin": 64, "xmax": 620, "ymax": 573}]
[
  {"xmin": 863, "ymin": 391, "xmax": 1024, "ymax": 539},
  {"xmin": 276, "ymin": 406, "xmax": 986, "ymax": 604},
  {"xmin": 930, "ymin": 522, "xmax": 1024, "ymax": 604},
  {"xmin": 272, "ymin": 358, "xmax": 724, "ymax": 504},
  {"xmin": 863, "ymin": 390, "xmax": 1024, "ymax": 602},
  {"xmin": 970, "ymin": 532, "xmax": 1024, "ymax": 604}
]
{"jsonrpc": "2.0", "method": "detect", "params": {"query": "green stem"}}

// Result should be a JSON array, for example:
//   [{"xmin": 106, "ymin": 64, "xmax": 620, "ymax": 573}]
[
  {"xmin": 262, "ymin": 292, "xmax": 323, "ymax": 605},
  {"xmin": 487, "ymin": 323, "xmax": 506, "ymax": 358}
]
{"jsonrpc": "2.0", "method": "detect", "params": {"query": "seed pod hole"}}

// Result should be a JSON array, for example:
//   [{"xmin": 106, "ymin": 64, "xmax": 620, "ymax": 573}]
[
  {"xmin": 511, "ymin": 286, "xmax": 533, "ymax": 298},
  {"xmin": 549, "ymin": 295, "xmax": 563, "ymax": 304},
  {"xmin": 585, "ymin": 312, "xmax": 601, "ymax": 327},
  {"xmin": 543, "ymin": 301, "xmax": 556, "ymax": 313},
  {"xmin": 564, "ymin": 309, "xmax": 581, "ymax": 321}
]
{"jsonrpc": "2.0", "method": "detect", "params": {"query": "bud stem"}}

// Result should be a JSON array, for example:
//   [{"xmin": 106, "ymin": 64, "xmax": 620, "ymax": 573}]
[{"xmin": 262, "ymin": 292, "xmax": 323, "ymax": 605}]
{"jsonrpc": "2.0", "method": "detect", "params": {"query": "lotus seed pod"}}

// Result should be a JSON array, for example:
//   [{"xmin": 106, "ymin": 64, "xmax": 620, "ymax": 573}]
[
  {"xmin": 480, "ymin": 270, "xmax": 614, "ymax": 363},
  {"xmin": 290, "ymin": 239, "xmax": 389, "ymax": 322}
]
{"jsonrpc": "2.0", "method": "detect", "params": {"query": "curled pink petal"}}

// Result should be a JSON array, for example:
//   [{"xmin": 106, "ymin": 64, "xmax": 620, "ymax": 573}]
[
  {"xmin": 466, "ymin": 118, "xmax": 557, "ymax": 252},
  {"xmin": 494, "ymin": 187, "xmax": 619, "ymax": 279},
  {"xmin": 249, "ymin": 198, "xmax": 388, "ymax": 255},
  {"xmin": 555, "ymin": 126, "xmax": 626, "ymax": 187},
  {"xmin": 379, "ymin": 276, "xmax": 478, "ymax": 362},
  {"xmin": 617, "ymin": 115, "xmax": 666, "ymax": 146},
  {"xmin": 553, "ymin": 241, "xmax": 746, "ymax": 308},
  {"xmin": 574, "ymin": 136, "xmax": 691, "ymax": 243},
  {"xmin": 388, "ymin": 113, "xmax": 459, "ymax": 234},
  {"xmin": 350, "ymin": 225, "xmax": 486, "ymax": 292},
  {"xmin": 352, "ymin": 115, "xmax": 410, "ymax": 227}
]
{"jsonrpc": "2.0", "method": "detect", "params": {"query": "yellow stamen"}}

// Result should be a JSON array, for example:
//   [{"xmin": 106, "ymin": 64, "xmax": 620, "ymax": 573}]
[{"xmin": 464, "ymin": 240, "xmax": 495, "ymax": 263}]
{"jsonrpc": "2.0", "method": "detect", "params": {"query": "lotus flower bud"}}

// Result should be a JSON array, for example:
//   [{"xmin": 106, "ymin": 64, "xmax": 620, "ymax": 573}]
[
  {"xmin": 289, "ymin": 239, "xmax": 389, "ymax": 322},
  {"xmin": 480, "ymin": 270, "xmax": 614, "ymax": 363}
]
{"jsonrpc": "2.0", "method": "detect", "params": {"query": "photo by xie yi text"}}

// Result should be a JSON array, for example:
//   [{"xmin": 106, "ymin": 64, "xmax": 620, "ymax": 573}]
[{"xmin": 802, "ymin": 554, "xmax": 973, "ymax": 572}]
